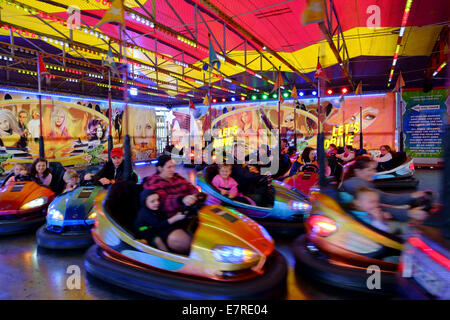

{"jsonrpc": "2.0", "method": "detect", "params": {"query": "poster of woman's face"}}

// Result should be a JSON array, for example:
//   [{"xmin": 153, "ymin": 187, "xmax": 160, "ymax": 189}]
[
  {"xmin": 128, "ymin": 106, "xmax": 157, "ymax": 160},
  {"xmin": 323, "ymin": 93, "xmax": 396, "ymax": 150}
]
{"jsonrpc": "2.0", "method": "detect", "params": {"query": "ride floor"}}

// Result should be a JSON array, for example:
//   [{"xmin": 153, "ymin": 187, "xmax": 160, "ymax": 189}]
[{"xmin": 0, "ymin": 166, "xmax": 443, "ymax": 300}]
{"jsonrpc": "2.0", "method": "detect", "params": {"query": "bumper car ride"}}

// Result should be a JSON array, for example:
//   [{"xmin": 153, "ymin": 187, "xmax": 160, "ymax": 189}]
[
  {"xmin": 293, "ymin": 192, "xmax": 403, "ymax": 295},
  {"xmin": 37, "ymin": 185, "xmax": 106, "ymax": 250},
  {"xmin": 84, "ymin": 181, "xmax": 287, "ymax": 299},
  {"xmin": 196, "ymin": 168, "xmax": 311, "ymax": 237},
  {"xmin": 0, "ymin": 181, "xmax": 55, "ymax": 236}
]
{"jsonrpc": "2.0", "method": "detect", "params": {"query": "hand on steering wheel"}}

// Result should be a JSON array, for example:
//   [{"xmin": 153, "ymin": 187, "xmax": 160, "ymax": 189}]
[
  {"xmin": 182, "ymin": 194, "xmax": 197, "ymax": 206},
  {"xmin": 257, "ymin": 174, "xmax": 272, "ymax": 186},
  {"xmin": 181, "ymin": 192, "xmax": 207, "ymax": 217},
  {"xmin": 99, "ymin": 177, "xmax": 112, "ymax": 185},
  {"xmin": 410, "ymin": 191, "xmax": 434, "ymax": 212}
]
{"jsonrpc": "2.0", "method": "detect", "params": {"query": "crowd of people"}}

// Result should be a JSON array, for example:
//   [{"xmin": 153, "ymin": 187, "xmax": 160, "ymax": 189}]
[{"xmin": 2, "ymin": 138, "xmax": 428, "ymax": 255}]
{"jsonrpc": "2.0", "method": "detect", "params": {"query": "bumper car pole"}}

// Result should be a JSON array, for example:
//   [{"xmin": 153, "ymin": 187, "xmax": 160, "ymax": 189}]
[
  {"xmin": 399, "ymin": 86, "xmax": 405, "ymax": 152},
  {"xmin": 118, "ymin": 25, "xmax": 132, "ymax": 182},
  {"xmin": 359, "ymin": 92, "xmax": 363, "ymax": 151},
  {"xmin": 37, "ymin": 57, "xmax": 45, "ymax": 159},
  {"xmin": 122, "ymin": 72, "xmax": 132, "ymax": 181},
  {"xmin": 107, "ymin": 68, "xmax": 113, "ymax": 162},
  {"xmin": 317, "ymin": 77, "xmax": 327, "ymax": 189},
  {"xmin": 39, "ymin": 136, "xmax": 45, "ymax": 159}
]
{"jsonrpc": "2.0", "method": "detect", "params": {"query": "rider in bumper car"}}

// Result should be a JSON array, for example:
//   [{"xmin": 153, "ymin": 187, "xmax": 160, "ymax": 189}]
[
  {"xmin": 83, "ymin": 147, "xmax": 137, "ymax": 185},
  {"xmin": 336, "ymin": 145, "xmax": 356, "ymax": 164},
  {"xmin": 142, "ymin": 155, "xmax": 198, "ymax": 253},
  {"xmin": 231, "ymin": 143, "xmax": 274, "ymax": 207},
  {"xmin": 341, "ymin": 156, "xmax": 428, "ymax": 224},
  {"xmin": 134, "ymin": 189, "xmax": 191, "ymax": 254},
  {"xmin": 289, "ymin": 147, "xmax": 319, "ymax": 176},
  {"xmin": 372, "ymin": 145, "xmax": 397, "ymax": 172}
]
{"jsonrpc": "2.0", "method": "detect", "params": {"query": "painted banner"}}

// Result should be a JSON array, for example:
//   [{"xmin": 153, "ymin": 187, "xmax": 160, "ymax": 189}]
[
  {"xmin": 169, "ymin": 92, "xmax": 395, "ymax": 154},
  {"xmin": 403, "ymin": 88, "xmax": 448, "ymax": 158},
  {"xmin": 0, "ymin": 91, "xmax": 157, "ymax": 172}
]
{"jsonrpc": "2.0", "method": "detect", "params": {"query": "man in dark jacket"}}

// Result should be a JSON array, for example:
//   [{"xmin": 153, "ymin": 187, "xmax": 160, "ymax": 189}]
[
  {"xmin": 231, "ymin": 143, "xmax": 273, "ymax": 206},
  {"xmin": 84, "ymin": 147, "xmax": 135, "ymax": 185}
]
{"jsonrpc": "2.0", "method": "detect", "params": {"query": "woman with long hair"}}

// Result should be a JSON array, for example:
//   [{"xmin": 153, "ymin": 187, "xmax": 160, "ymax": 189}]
[
  {"xmin": 49, "ymin": 106, "xmax": 72, "ymax": 139},
  {"xmin": 237, "ymin": 110, "xmax": 257, "ymax": 153},
  {"xmin": 30, "ymin": 157, "xmax": 52, "ymax": 186},
  {"xmin": 130, "ymin": 108, "xmax": 156, "ymax": 160},
  {"xmin": 289, "ymin": 147, "xmax": 318, "ymax": 176}
]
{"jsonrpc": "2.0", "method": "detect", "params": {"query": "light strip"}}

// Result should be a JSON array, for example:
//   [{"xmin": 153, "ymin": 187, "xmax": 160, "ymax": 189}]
[
  {"xmin": 0, "ymin": 87, "xmax": 169, "ymax": 110},
  {"xmin": 386, "ymin": 0, "xmax": 413, "ymax": 87},
  {"xmin": 176, "ymin": 92, "xmax": 387, "ymax": 109},
  {"xmin": 433, "ymin": 62, "xmax": 447, "ymax": 77},
  {"xmin": 409, "ymin": 237, "xmax": 450, "ymax": 270}
]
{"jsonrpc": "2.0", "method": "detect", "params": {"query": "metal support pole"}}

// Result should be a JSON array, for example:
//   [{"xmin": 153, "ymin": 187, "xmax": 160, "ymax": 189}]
[
  {"xmin": 107, "ymin": 69, "xmax": 113, "ymax": 161},
  {"xmin": 294, "ymin": 100, "xmax": 297, "ymax": 149},
  {"xmin": 399, "ymin": 87, "xmax": 404, "ymax": 152},
  {"xmin": 37, "ymin": 58, "xmax": 45, "ymax": 158},
  {"xmin": 317, "ymin": 78, "xmax": 326, "ymax": 188},
  {"xmin": 120, "ymin": 25, "xmax": 132, "ymax": 181}
]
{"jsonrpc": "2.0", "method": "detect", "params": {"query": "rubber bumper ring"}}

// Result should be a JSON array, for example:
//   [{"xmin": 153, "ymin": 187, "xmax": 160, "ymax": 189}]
[
  {"xmin": 36, "ymin": 224, "xmax": 93, "ymax": 250},
  {"xmin": 292, "ymin": 234, "xmax": 398, "ymax": 295},
  {"xmin": 0, "ymin": 216, "xmax": 45, "ymax": 236},
  {"xmin": 85, "ymin": 244, "xmax": 287, "ymax": 300},
  {"xmin": 373, "ymin": 178, "xmax": 419, "ymax": 189}
]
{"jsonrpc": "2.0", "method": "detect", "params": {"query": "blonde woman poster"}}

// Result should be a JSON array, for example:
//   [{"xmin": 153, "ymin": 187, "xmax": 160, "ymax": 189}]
[
  {"xmin": 43, "ymin": 104, "xmax": 87, "ymax": 158},
  {"xmin": 128, "ymin": 106, "xmax": 157, "ymax": 160},
  {"xmin": 235, "ymin": 108, "xmax": 259, "ymax": 153},
  {"xmin": 257, "ymin": 102, "xmax": 314, "ymax": 150}
]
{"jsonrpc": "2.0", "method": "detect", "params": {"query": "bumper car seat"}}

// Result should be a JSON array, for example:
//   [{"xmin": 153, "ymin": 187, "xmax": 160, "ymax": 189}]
[
  {"xmin": 105, "ymin": 180, "xmax": 143, "ymax": 235},
  {"xmin": 48, "ymin": 162, "xmax": 66, "ymax": 194}
]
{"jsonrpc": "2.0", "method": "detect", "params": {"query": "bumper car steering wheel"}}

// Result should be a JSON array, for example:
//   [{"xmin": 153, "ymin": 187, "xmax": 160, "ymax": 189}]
[
  {"xmin": 181, "ymin": 192, "xmax": 208, "ymax": 218},
  {"xmin": 302, "ymin": 164, "xmax": 319, "ymax": 173}
]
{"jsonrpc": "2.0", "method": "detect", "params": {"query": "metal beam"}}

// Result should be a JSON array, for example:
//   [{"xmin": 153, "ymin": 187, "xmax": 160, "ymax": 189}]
[
  {"xmin": 163, "ymin": 0, "xmax": 196, "ymax": 40},
  {"xmin": 12, "ymin": 31, "xmax": 63, "ymax": 66},
  {"xmin": 130, "ymin": 0, "xmax": 276, "ymax": 91},
  {"xmin": 318, "ymin": 0, "xmax": 354, "ymax": 89},
  {"xmin": 196, "ymin": 9, "xmax": 224, "ymax": 54},
  {"xmin": 32, "ymin": 15, "xmax": 91, "ymax": 65},
  {"xmin": 190, "ymin": 0, "xmax": 316, "ymax": 87}
]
